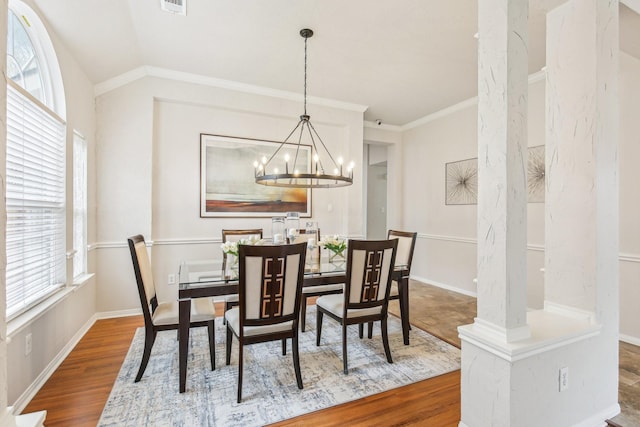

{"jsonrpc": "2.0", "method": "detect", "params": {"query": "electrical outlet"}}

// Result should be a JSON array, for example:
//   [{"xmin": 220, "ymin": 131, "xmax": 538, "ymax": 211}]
[
  {"xmin": 559, "ymin": 366, "xmax": 569, "ymax": 392},
  {"xmin": 168, "ymin": 274, "xmax": 176, "ymax": 285},
  {"xmin": 25, "ymin": 333, "xmax": 32, "ymax": 356}
]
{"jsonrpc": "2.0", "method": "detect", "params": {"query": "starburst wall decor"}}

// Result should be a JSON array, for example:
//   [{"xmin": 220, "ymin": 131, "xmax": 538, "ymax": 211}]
[{"xmin": 445, "ymin": 145, "xmax": 545, "ymax": 205}]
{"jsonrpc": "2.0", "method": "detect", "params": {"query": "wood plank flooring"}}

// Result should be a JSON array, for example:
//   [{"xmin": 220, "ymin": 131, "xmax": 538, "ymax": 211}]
[{"xmin": 19, "ymin": 281, "xmax": 640, "ymax": 426}]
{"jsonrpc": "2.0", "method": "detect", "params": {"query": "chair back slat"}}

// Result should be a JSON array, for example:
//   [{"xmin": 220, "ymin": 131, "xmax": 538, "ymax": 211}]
[
  {"xmin": 239, "ymin": 243, "xmax": 306, "ymax": 327},
  {"xmin": 127, "ymin": 235, "xmax": 157, "ymax": 323},
  {"xmin": 222, "ymin": 228, "xmax": 263, "ymax": 271},
  {"xmin": 387, "ymin": 230, "xmax": 417, "ymax": 270},
  {"xmin": 345, "ymin": 239, "xmax": 397, "ymax": 310}
]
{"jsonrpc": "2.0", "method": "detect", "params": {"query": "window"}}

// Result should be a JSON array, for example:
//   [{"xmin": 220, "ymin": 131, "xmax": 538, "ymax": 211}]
[
  {"xmin": 73, "ymin": 132, "xmax": 87, "ymax": 279},
  {"xmin": 6, "ymin": 5, "xmax": 66, "ymax": 320}
]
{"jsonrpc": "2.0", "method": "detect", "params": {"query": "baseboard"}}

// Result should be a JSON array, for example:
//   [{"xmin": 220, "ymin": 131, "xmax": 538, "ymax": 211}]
[
  {"xmin": 458, "ymin": 404, "xmax": 618, "ymax": 427},
  {"xmin": 97, "ymin": 308, "xmax": 142, "ymax": 319},
  {"xmin": 620, "ymin": 333, "xmax": 640, "ymax": 347},
  {"xmin": 411, "ymin": 275, "xmax": 478, "ymax": 298},
  {"xmin": 11, "ymin": 314, "xmax": 98, "ymax": 414}
]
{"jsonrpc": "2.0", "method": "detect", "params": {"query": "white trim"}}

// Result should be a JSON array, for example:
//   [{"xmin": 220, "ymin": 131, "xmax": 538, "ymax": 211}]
[
  {"xmin": 94, "ymin": 66, "xmax": 368, "ymax": 114},
  {"xmin": 14, "ymin": 410, "xmax": 46, "ymax": 427},
  {"xmin": 93, "ymin": 66, "xmax": 147, "ymax": 96},
  {"xmin": 72, "ymin": 273, "xmax": 95, "ymax": 287},
  {"xmin": 573, "ymin": 403, "xmax": 620, "ymax": 427},
  {"xmin": 153, "ymin": 237, "xmax": 220, "ymax": 246},
  {"xmin": 97, "ymin": 308, "xmax": 142, "ymax": 320},
  {"xmin": 363, "ymin": 120, "xmax": 402, "ymax": 132},
  {"xmin": 544, "ymin": 301, "xmax": 596, "ymax": 324},
  {"xmin": 622, "ymin": 0, "xmax": 640, "ymax": 14},
  {"xmin": 87, "ymin": 243, "xmax": 98, "ymax": 251},
  {"xmin": 7, "ymin": 288, "xmax": 74, "ymax": 338},
  {"xmin": 402, "ymin": 70, "xmax": 546, "ymax": 131},
  {"xmin": 411, "ymin": 274, "xmax": 478, "ymax": 298},
  {"xmin": 620, "ymin": 333, "xmax": 640, "ymax": 347},
  {"xmin": 472, "ymin": 317, "xmax": 531, "ymax": 343},
  {"xmin": 418, "ymin": 233, "xmax": 640, "ymax": 261},
  {"xmin": 11, "ymin": 314, "xmax": 97, "ymax": 413},
  {"xmin": 458, "ymin": 311, "xmax": 601, "ymax": 363}
]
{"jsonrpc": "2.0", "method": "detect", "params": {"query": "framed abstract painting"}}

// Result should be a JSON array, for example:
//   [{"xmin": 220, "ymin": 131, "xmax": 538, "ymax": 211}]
[{"xmin": 200, "ymin": 134, "xmax": 312, "ymax": 217}]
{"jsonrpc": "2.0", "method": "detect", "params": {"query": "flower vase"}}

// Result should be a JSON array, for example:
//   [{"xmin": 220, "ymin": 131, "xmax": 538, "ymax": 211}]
[
  {"xmin": 225, "ymin": 254, "xmax": 239, "ymax": 278},
  {"xmin": 329, "ymin": 250, "xmax": 345, "ymax": 264}
]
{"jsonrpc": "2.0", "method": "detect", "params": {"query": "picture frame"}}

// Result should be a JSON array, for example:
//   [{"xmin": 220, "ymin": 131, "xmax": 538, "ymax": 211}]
[
  {"xmin": 445, "ymin": 157, "xmax": 478, "ymax": 205},
  {"xmin": 200, "ymin": 134, "xmax": 312, "ymax": 217}
]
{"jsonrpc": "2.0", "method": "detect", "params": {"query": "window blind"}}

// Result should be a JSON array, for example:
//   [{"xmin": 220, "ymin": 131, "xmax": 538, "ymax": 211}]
[{"xmin": 6, "ymin": 82, "xmax": 66, "ymax": 319}]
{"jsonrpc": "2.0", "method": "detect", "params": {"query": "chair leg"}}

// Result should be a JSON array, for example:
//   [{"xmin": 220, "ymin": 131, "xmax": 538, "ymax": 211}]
[
  {"xmin": 381, "ymin": 316, "xmax": 393, "ymax": 364},
  {"xmin": 358, "ymin": 323, "xmax": 364, "ymax": 339},
  {"xmin": 223, "ymin": 301, "xmax": 230, "ymax": 325},
  {"xmin": 208, "ymin": 320, "xmax": 215, "ymax": 371},
  {"xmin": 368, "ymin": 321, "xmax": 374, "ymax": 339},
  {"xmin": 226, "ymin": 324, "xmax": 233, "ymax": 366},
  {"xmin": 342, "ymin": 323, "xmax": 349, "ymax": 374},
  {"xmin": 135, "ymin": 328, "xmax": 157, "ymax": 382},
  {"xmin": 300, "ymin": 295, "xmax": 307, "ymax": 332},
  {"xmin": 282, "ymin": 338, "xmax": 287, "ymax": 355},
  {"xmin": 292, "ymin": 332, "xmax": 303, "ymax": 389},
  {"xmin": 316, "ymin": 309, "xmax": 323, "ymax": 346},
  {"xmin": 237, "ymin": 342, "xmax": 244, "ymax": 403}
]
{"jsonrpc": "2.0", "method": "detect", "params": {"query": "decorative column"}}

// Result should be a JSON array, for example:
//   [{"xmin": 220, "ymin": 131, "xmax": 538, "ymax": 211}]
[
  {"xmin": 475, "ymin": 0, "xmax": 530, "ymax": 344},
  {"xmin": 459, "ymin": 0, "xmax": 530, "ymax": 425}
]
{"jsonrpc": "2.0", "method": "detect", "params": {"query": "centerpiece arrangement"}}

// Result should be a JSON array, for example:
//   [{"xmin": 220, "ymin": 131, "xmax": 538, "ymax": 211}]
[
  {"xmin": 319, "ymin": 234, "xmax": 347, "ymax": 263},
  {"xmin": 221, "ymin": 236, "xmax": 264, "ymax": 270}
]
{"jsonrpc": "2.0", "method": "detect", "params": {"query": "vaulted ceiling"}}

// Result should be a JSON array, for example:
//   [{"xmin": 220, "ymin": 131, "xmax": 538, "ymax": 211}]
[{"xmin": 29, "ymin": 0, "xmax": 640, "ymax": 126}]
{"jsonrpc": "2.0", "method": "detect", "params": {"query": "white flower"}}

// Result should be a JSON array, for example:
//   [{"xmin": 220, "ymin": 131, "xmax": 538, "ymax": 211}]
[{"xmin": 221, "ymin": 236, "xmax": 265, "ymax": 256}]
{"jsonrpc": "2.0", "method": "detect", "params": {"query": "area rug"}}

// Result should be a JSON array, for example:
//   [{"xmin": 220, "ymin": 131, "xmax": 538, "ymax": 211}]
[{"xmin": 99, "ymin": 307, "xmax": 460, "ymax": 426}]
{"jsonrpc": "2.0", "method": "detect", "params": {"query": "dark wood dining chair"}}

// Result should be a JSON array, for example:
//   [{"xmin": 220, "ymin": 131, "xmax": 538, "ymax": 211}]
[
  {"xmin": 225, "ymin": 242, "xmax": 307, "ymax": 403},
  {"xmin": 127, "ymin": 234, "xmax": 216, "ymax": 382},
  {"xmin": 364, "ymin": 230, "xmax": 419, "ymax": 337},
  {"xmin": 315, "ymin": 238, "xmax": 398, "ymax": 374},
  {"xmin": 221, "ymin": 229, "xmax": 263, "ymax": 321}
]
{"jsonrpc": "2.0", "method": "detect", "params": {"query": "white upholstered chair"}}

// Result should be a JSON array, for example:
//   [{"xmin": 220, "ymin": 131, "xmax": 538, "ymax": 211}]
[
  {"xmin": 127, "ymin": 234, "xmax": 216, "ymax": 382},
  {"xmin": 315, "ymin": 238, "xmax": 398, "ymax": 374},
  {"xmin": 221, "ymin": 229, "xmax": 263, "ymax": 321},
  {"xmin": 225, "ymin": 242, "xmax": 307, "ymax": 403}
]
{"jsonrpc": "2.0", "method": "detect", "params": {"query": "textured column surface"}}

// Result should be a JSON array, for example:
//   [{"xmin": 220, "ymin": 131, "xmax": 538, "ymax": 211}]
[
  {"xmin": 476, "ymin": 0, "xmax": 529, "ymax": 340},
  {"xmin": 545, "ymin": 0, "xmax": 619, "ymax": 318}
]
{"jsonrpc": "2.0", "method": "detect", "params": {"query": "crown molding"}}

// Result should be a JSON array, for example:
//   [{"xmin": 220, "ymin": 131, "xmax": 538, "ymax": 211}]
[
  {"xmin": 363, "ymin": 120, "xmax": 402, "ymax": 132},
  {"xmin": 622, "ymin": 0, "xmax": 640, "ymax": 14},
  {"xmin": 94, "ymin": 65, "xmax": 368, "ymax": 113},
  {"xmin": 401, "ymin": 69, "xmax": 547, "ymax": 131}
]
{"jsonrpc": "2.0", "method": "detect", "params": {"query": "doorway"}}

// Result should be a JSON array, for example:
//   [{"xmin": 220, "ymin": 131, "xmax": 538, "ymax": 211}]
[{"xmin": 365, "ymin": 144, "xmax": 388, "ymax": 239}]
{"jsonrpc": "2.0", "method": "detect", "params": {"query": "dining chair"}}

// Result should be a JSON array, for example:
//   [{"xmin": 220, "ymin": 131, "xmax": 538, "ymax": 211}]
[
  {"xmin": 365, "ymin": 230, "xmax": 418, "ymax": 338},
  {"xmin": 225, "ymin": 242, "xmax": 307, "ymax": 403},
  {"xmin": 293, "ymin": 229, "xmax": 344, "ymax": 332},
  {"xmin": 315, "ymin": 238, "xmax": 398, "ymax": 374},
  {"xmin": 221, "ymin": 229, "xmax": 263, "ymax": 321},
  {"xmin": 127, "ymin": 234, "xmax": 216, "ymax": 382}
]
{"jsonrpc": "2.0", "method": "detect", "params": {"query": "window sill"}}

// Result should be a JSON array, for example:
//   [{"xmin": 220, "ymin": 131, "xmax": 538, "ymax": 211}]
[
  {"xmin": 73, "ymin": 272, "xmax": 95, "ymax": 287},
  {"xmin": 7, "ymin": 273, "xmax": 95, "ymax": 340}
]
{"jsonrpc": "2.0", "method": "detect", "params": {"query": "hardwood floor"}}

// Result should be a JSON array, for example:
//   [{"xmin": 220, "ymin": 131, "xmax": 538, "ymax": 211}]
[
  {"xmin": 19, "ymin": 281, "xmax": 640, "ymax": 426},
  {"xmin": 21, "ymin": 316, "xmax": 144, "ymax": 426}
]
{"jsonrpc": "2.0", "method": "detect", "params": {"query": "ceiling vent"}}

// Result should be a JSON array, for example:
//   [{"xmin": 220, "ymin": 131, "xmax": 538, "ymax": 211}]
[{"xmin": 160, "ymin": 0, "xmax": 186, "ymax": 16}]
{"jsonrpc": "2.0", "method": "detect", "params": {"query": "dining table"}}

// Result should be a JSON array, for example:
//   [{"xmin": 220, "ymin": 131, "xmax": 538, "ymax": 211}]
[{"xmin": 177, "ymin": 257, "xmax": 411, "ymax": 393}]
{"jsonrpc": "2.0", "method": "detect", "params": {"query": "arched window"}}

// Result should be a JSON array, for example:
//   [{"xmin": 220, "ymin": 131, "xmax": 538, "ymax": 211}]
[{"xmin": 6, "ymin": 1, "xmax": 67, "ymax": 319}]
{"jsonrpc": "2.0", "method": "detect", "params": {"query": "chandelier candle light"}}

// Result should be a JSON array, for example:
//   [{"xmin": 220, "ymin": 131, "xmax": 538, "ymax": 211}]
[{"xmin": 254, "ymin": 28, "xmax": 354, "ymax": 189}]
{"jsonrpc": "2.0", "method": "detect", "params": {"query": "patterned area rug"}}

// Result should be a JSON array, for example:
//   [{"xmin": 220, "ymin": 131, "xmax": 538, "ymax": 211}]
[{"xmin": 99, "ymin": 308, "xmax": 460, "ymax": 426}]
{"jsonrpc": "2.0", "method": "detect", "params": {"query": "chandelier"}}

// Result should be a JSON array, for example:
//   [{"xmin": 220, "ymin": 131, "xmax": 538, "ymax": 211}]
[{"xmin": 254, "ymin": 29, "xmax": 354, "ymax": 188}]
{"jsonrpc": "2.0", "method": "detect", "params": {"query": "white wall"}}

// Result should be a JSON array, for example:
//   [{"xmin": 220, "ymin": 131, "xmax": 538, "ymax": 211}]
[
  {"xmin": 7, "ymin": 0, "xmax": 97, "ymax": 407},
  {"xmin": 94, "ymin": 75, "xmax": 364, "ymax": 313},
  {"xmin": 402, "ymin": 53, "xmax": 640, "ymax": 344}
]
